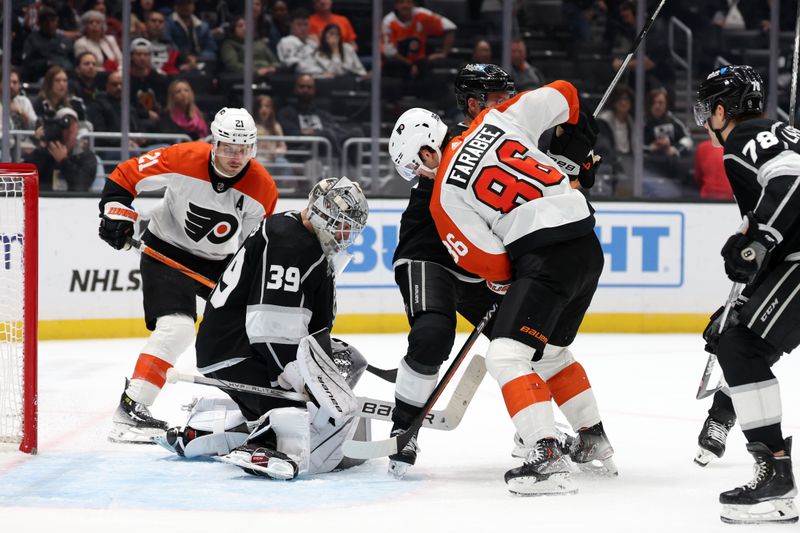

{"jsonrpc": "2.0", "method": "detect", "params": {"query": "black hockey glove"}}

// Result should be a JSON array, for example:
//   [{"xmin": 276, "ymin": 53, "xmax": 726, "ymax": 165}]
[
  {"xmin": 547, "ymin": 111, "xmax": 601, "ymax": 189},
  {"xmin": 701, "ymin": 296, "xmax": 746, "ymax": 354},
  {"xmin": 720, "ymin": 212, "xmax": 780, "ymax": 284},
  {"xmin": 99, "ymin": 201, "xmax": 137, "ymax": 250}
]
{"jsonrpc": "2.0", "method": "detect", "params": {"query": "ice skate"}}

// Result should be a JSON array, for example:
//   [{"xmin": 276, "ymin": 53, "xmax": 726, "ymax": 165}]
[
  {"xmin": 512, "ymin": 429, "xmax": 575, "ymax": 460},
  {"xmin": 570, "ymin": 422, "xmax": 617, "ymax": 476},
  {"xmin": 388, "ymin": 428, "xmax": 419, "ymax": 479},
  {"xmin": 108, "ymin": 382, "xmax": 169, "ymax": 444},
  {"xmin": 218, "ymin": 443, "xmax": 299, "ymax": 480},
  {"xmin": 152, "ymin": 426, "xmax": 201, "ymax": 456},
  {"xmin": 720, "ymin": 437, "xmax": 798, "ymax": 524},
  {"xmin": 505, "ymin": 438, "xmax": 577, "ymax": 496},
  {"xmin": 695, "ymin": 415, "xmax": 735, "ymax": 467}
]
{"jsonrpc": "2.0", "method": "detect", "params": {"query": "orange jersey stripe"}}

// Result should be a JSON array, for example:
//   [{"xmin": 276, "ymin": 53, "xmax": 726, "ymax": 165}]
[
  {"xmin": 132, "ymin": 353, "xmax": 173, "ymax": 388},
  {"xmin": 543, "ymin": 80, "xmax": 580, "ymax": 124},
  {"xmin": 109, "ymin": 142, "xmax": 278, "ymax": 216},
  {"xmin": 547, "ymin": 361, "xmax": 591, "ymax": 406},
  {"xmin": 501, "ymin": 373, "xmax": 551, "ymax": 418},
  {"xmin": 431, "ymin": 139, "xmax": 513, "ymax": 281}
]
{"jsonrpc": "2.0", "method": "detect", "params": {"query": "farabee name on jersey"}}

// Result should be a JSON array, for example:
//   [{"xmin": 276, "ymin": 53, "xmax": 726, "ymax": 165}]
[{"xmin": 446, "ymin": 124, "xmax": 505, "ymax": 188}]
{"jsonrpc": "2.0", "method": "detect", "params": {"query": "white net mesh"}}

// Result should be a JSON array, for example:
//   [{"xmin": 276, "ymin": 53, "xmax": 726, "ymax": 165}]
[{"xmin": 0, "ymin": 176, "xmax": 26, "ymax": 444}]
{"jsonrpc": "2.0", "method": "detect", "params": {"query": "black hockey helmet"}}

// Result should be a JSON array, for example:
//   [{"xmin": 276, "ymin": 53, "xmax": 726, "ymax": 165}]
[
  {"xmin": 455, "ymin": 63, "xmax": 516, "ymax": 112},
  {"xmin": 694, "ymin": 65, "xmax": 764, "ymax": 127}
]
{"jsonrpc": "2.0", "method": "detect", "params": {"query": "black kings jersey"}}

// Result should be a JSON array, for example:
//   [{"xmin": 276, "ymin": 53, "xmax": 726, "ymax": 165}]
[
  {"xmin": 392, "ymin": 177, "xmax": 481, "ymax": 281},
  {"xmin": 195, "ymin": 211, "xmax": 335, "ymax": 384},
  {"xmin": 723, "ymin": 118, "xmax": 800, "ymax": 261}
]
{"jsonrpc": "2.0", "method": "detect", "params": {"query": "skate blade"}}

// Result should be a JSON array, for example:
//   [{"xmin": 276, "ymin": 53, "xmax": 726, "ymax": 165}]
[
  {"xmin": 575, "ymin": 457, "xmax": 618, "ymax": 477},
  {"xmin": 388, "ymin": 460, "xmax": 411, "ymax": 479},
  {"xmin": 694, "ymin": 447, "xmax": 715, "ymax": 467},
  {"xmin": 720, "ymin": 499, "xmax": 799, "ymax": 524},
  {"xmin": 507, "ymin": 473, "xmax": 578, "ymax": 496},
  {"xmin": 108, "ymin": 424, "xmax": 161, "ymax": 444},
  {"xmin": 216, "ymin": 453, "xmax": 296, "ymax": 480},
  {"xmin": 151, "ymin": 432, "xmax": 182, "ymax": 455}
]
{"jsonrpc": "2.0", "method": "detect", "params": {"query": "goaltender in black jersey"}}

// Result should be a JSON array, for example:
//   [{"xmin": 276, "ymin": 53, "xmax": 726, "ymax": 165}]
[
  {"xmin": 693, "ymin": 65, "xmax": 800, "ymax": 525},
  {"xmin": 154, "ymin": 177, "xmax": 373, "ymax": 481}
]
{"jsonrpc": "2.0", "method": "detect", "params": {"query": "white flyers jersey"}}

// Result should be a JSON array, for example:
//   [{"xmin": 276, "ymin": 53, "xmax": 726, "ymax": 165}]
[
  {"xmin": 430, "ymin": 81, "xmax": 595, "ymax": 282},
  {"xmin": 109, "ymin": 142, "xmax": 278, "ymax": 261}
]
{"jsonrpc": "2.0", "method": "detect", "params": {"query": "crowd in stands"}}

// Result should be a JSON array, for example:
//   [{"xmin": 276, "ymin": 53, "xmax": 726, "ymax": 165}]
[{"xmin": 1, "ymin": 0, "xmax": 791, "ymax": 200}]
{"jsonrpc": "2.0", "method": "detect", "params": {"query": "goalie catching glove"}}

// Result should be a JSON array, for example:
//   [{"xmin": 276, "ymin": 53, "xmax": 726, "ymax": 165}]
[
  {"xmin": 277, "ymin": 333, "xmax": 359, "ymax": 430},
  {"xmin": 99, "ymin": 201, "xmax": 137, "ymax": 250},
  {"xmin": 547, "ymin": 111, "xmax": 602, "ymax": 189}
]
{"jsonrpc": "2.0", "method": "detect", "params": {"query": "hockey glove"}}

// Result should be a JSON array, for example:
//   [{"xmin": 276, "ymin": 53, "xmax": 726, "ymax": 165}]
[
  {"xmin": 547, "ymin": 111, "xmax": 601, "ymax": 188},
  {"xmin": 486, "ymin": 279, "xmax": 511, "ymax": 295},
  {"xmin": 702, "ymin": 296, "xmax": 746, "ymax": 354},
  {"xmin": 720, "ymin": 212, "xmax": 780, "ymax": 284},
  {"xmin": 99, "ymin": 201, "xmax": 137, "ymax": 250}
]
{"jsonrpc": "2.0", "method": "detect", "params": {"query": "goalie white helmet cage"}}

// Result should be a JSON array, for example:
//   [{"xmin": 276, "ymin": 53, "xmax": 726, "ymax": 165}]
[
  {"xmin": 210, "ymin": 107, "xmax": 258, "ymax": 177},
  {"xmin": 307, "ymin": 176, "xmax": 369, "ymax": 256},
  {"xmin": 388, "ymin": 108, "xmax": 448, "ymax": 181}
]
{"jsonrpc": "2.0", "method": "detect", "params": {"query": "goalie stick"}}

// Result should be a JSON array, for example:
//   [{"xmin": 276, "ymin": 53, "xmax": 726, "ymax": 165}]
[
  {"xmin": 342, "ymin": 303, "xmax": 497, "ymax": 460},
  {"xmin": 128, "ymin": 238, "xmax": 400, "ymax": 384},
  {"xmin": 594, "ymin": 0, "xmax": 667, "ymax": 117},
  {"xmin": 166, "ymin": 354, "xmax": 485, "ymax": 430},
  {"xmin": 696, "ymin": 282, "xmax": 742, "ymax": 400}
]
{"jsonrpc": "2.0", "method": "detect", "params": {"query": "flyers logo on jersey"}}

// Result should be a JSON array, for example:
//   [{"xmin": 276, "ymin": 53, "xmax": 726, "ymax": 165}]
[{"xmin": 184, "ymin": 203, "xmax": 239, "ymax": 244}]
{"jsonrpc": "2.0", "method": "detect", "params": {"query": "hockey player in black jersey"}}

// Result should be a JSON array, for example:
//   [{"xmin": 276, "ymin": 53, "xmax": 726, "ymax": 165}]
[
  {"xmin": 383, "ymin": 64, "xmax": 515, "ymax": 478},
  {"xmin": 153, "ymin": 177, "xmax": 371, "ymax": 480},
  {"xmin": 694, "ymin": 64, "xmax": 799, "ymax": 524}
]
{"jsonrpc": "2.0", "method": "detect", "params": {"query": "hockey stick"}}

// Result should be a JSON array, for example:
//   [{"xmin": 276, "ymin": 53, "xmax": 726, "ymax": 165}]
[
  {"xmin": 593, "ymin": 0, "xmax": 667, "ymax": 117},
  {"xmin": 790, "ymin": 0, "xmax": 800, "ymax": 128},
  {"xmin": 166, "ymin": 356, "xmax": 485, "ymax": 431},
  {"xmin": 696, "ymin": 282, "xmax": 743, "ymax": 400},
  {"xmin": 128, "ymin": 238, "xmax": 400, "ymax": 383},
  {"xmin": 342, "ymin": 303, "xmax": 498, "ymax": 460},
  {"xmin": 128, "ymin": 237, "xmax": 217, "ymax": 290},
  {"xmin": 366, "ymin": 364, "xmax": 398, "ymax": 383}
]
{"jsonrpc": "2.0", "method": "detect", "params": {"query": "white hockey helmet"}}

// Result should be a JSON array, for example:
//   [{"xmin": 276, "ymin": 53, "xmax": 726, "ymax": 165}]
[
  {"xmin": 388, "ymin": 108, "xmax": 448, "ymax": 181},
  {"xmin": 307, "ymin": 176, "xmax": 369, "ymax": 256},
  {"xmin": 210, "ymin": 107, "xmax": 258, "ymax": 177}
]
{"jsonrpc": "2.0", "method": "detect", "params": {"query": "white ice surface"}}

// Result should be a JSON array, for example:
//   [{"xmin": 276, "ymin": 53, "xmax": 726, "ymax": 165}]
[{"xmin": 1, "ymin": 333, "xmax": 798, "ymax": 532}]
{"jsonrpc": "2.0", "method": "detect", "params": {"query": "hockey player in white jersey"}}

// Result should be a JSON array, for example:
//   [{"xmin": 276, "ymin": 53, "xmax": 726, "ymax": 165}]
[
  {"xmin": 153, "ymin": 177, "xmax": 371, "ymax": 480},
  {"xmin": 389, "ymin": 81, "xmax": 613, "ymax": 495},
  {"xmin": 99, "ymin": 108, "xmax": 278, "ymax": 444}
]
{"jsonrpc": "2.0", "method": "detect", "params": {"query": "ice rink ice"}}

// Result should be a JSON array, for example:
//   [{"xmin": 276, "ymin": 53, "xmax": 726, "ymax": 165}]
[{"xmin": 1, "ymin": 333, "xmax": 798, "ymax": 532}]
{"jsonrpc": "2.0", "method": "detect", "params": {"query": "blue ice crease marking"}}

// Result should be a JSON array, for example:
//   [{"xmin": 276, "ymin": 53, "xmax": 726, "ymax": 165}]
[{"xmin": 0, "ymin": 452, "xmax": 420, "ymax": 510}]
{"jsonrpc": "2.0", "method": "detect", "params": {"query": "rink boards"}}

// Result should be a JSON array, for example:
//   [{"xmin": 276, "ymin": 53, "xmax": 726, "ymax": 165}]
[{"xmin": 31, "ymin": 198, "xmax": 742, "ymax": 339}]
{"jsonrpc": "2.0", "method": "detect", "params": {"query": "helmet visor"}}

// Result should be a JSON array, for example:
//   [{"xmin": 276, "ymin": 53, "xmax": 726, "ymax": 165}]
[
  {"xmin": 396, "ymin": 160, "xmax": 420, "ymax": 181},
  {"xmin": 693, "ymin": 100, "xmax": 712, "ymax": 127}
]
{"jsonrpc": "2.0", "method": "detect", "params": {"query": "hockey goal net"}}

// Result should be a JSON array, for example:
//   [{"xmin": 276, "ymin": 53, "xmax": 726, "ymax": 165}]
[{"xmin": 0, "ymin": 164, "xmax": 38, "ymax": 453}]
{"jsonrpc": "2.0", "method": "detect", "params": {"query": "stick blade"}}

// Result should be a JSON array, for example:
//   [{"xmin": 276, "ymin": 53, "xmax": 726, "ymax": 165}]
[
  {"xmin": 342, "ymin": 435, "xmax": 399, "ymax": 460},
  {"xmin": 436, "ymin": 355, "xmax": 486, "ymax": 430}
]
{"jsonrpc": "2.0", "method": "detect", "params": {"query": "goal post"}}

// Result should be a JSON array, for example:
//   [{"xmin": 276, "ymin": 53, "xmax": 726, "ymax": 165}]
[{"xmin": 0, "ymin": 163, "xmax": 38, "ymax": 454}]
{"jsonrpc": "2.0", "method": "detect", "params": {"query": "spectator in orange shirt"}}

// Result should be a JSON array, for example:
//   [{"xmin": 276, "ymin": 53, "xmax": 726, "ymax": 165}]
[
  {"xmin": 694, "ymin": 139, "xmax": 733, "ymax": 200},
  {"xmin": 382, "ymin": 0, "xmax": 456, "ymax": 80},
  {"xmin": 309, "ymin": 0, "xmax": 358, "ymax": 51}
]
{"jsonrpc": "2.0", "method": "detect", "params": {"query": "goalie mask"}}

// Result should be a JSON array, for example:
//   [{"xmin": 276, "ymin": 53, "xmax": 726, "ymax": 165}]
[
  {"xmin": 388, "ymin": 108, "xmax": 448, "ymax": 181},
  {"xmin": 210, "ymin": 107, "xmax": 258, "ymax": 178},
  {"xmin": 307, "ymin": 176, "xmax": 369, "ymax": 256}
]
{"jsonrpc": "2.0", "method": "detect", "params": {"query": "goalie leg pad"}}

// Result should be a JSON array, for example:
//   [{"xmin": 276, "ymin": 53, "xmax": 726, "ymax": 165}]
[
  {"xmin": 297, "ymin": 334, "xmax": 358, "ymax": 429},
  {"xmin": 129, "ymin": 313, "xmax": 196, "ymax": 404},
  {"xmin": 536, "ymin": 344, "xmax": 601, "ymax": 432},
  {"xmin": 268, "ymin": 407, "xmax": 311, "ymax": 474},
  {"xmin": 179, "ymin": 397, "xmax": 249, "ymax": 458},
  {"xmin": 487, "ymin": 337, "xmax": 556, "ymax": 445}
]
